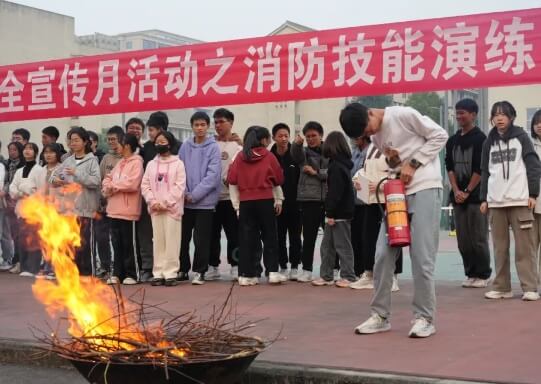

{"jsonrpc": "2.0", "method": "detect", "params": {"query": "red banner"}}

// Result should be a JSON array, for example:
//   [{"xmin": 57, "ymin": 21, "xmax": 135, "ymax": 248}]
[{"xmin": 1, "ymin": 8, "xmax": 540, "ymax": 122}]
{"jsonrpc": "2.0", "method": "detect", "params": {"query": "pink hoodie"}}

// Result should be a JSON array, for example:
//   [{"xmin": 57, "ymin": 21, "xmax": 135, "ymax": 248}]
[
  {"xmin": 102, "ymin": 154, "xmax": 144, "ymax": 221},
  {"xmin": 141, "ymin": 155, "xmax": 186, "ymax": 220}
]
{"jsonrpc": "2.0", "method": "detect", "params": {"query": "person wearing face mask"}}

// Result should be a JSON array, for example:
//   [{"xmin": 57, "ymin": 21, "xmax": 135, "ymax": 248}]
[
  {"xmin": 480, "ymin": 101, "xmax": 541, "ymax": 301},
  {"xmin": 141, "ymin": 131, "xmax": 186, "ymax": 287}
]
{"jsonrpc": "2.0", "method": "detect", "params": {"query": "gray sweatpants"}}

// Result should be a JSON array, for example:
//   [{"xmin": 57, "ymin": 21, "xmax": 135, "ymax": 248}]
[
  {"xmin": 371, "ymin": 188, "xmax": 442, "ymax": 322},
  {"xmin": 319, "ymin": 220, "xmax": 356, "ymax": 281}
]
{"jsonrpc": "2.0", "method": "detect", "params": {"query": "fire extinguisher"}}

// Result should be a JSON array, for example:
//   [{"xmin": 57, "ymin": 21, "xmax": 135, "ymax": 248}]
[{"xmin": 376, "ymin": 175, "xmax": 411, "ymax": 248}]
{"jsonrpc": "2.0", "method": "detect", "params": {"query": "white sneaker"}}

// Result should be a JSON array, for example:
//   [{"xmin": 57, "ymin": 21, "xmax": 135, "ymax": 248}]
[
  {"xmin": 522, "ymin": 291, "xmax": 540, "ymax": 301},
  {"xmin": 106, "ymin": 276, "xmax": 120, "ymax": 285},
  {"xmin": 279, "ymin": 267, "xmax": 289, "ymax": 276},
  {"xmin": 122, "ymin": 277, "xmax": 137, "ymax": 285},
  {"xmin": 19, "ymin": 271, "xmax": 34, "ymax": 278},
  {"xmin": 268, "ymin": 272, "xmax": 287, "ymax": 284},
  {"xmin": 205, "ymin": 266, "xmax": 221, "ymax": 281},
  {"xmin": 462, "ymin": 277, "xmax": 475, "ymax": 288},
  {"xmin": 485, "ymin": 290, "xmax": 513, "ymax": 299},
  {"xmin": 349, "ymin": 272, "xmax": 374, "ymax": 290},
  {"xmin": 392, "ymin": 275, "xmax": 400, "ymax": 292},
  {"xmin": 408, "ymin": 317, "xmax": 436, "ymax": 338},
  {"xmin": 333, "ymin": 269, "xmax": 340, "ymax": 281},
  {"xmin": 470, "ymin": 278, "xmax": 490, "ymax": 288},
  {"xmin": 354, "ymin": 313, "xmax": 391, "ymax": 334},
  {"xmin": 289, "ymin": 267, "xmax": 300, "ymax": 281},
  {"xmin": 296, "ymin": 270, "xmax": 313, "ymax": 283},
  {"xmin": 191, "ymin": 272, "xmax": 205, "ymax": 285},
  {"xmin": 230, "ymin": 266, "xmax": 238, "ymax": 281},
  {"xmin": 9, "ymin": 262, "xmax": 20, "ymax": 274},
  {"xmin": 238, "ymin": 276, "xmax": 259, "ymax": 286}
]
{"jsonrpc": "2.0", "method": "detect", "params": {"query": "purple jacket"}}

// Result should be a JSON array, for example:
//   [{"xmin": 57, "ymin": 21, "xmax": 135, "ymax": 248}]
[{"xmin": 178, "ymin": 136, "xmax": 221, "ymax": 210}]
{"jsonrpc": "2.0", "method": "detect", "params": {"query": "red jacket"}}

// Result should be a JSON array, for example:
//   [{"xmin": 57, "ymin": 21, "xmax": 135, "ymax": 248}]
[{"xmin": 227, "ymin": 147, "xmax": 284, "ymax": 201}]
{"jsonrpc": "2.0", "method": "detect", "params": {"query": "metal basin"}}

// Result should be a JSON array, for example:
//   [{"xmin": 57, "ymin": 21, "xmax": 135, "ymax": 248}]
[{"xmin": 66, "ymin": 351, "xmax": 259, "ymax": 384}]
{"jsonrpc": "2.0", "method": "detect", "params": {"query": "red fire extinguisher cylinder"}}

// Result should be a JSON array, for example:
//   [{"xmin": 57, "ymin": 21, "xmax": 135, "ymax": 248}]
[{"xmin": 383, "ymin": 179, "xmax": 411, "ymax": 247}]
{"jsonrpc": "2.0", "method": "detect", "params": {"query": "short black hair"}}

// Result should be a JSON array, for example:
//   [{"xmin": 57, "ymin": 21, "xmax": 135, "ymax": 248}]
[
  {"xmin": 455, "ymin": 98, "xmax": 479, "ymax": 114},
  {"xmin": 42, "ymin": 126, "xmax": 60, "ymax": 140},
  {"xmin": 213, "ymin": 108, "xmax": 234, "ymax": 122},
  {"xmin": 302, "ymin": 121, "xmax": 324, "ymax": 136},
  {"xmin": 530, "ymin": 109, "xmax": 541, "ymax": 139},
  {"xmin": 272, "ymin": 123, "xmax": 290, "ymax": 136},
  {"xmin": 339, "ymin": 103, "xmax": 369, "ymax": 138},
  {"xmin": 147, "ymin": 111, "xmax": 169, "ymax": 131},
  {"xmin": 125, "ymin": 117, "xmax": 145, "ymax": 132},
  {"xmin": 24, "ymin": 142, "xmax": 39, "ymax": 160},
  {"xmin": 322, "ymin": 131, "xmax": 351, "ymax": 159},
  {"xmin": 490, "ymin": 101, "xmax": 517, "ymax": 125},
  {"xmin": 190, "ymin": 111, "xmax": 210, "ymax": 126},
  {"xmin": 87, "ymin": 131, "xmax": 99, "ymax": 143},
  {"xmin": 121, "ymin": 133, "xmax": 139, "ymax": 153},
  {"xmin": 68, "ymin": 127, "xmax": 92, "ymax": 154},
  {"xmin": 12, "ymin": 128, "xmax": 30, "ymax": 141},
  {"xmin": 42, "ymin": 143, "xmax": 63, "ymax": 163},
  {"xmin": 107, "ymin": 126, "xmax": 125, "ymax": 141}
]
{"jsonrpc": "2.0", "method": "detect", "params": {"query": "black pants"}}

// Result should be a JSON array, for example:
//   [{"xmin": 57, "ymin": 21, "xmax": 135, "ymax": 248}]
[
  {"xmin": 75, "ymin": 217, "xmax": 94, "ymax": 276},
  {"xmin": 94, "ymin": 214, "xmax": 111, "ymax": 272},
  {"xmin": 300, "ymin": 201, "xmax": 338, "ymax": 271},
  {"xmin": 357, "ymin": 204, "xmax": 402, "ymax": 274},
  {"xmin": 209, "ymin": 200, "xmax": 239, "ymax": 267},
  {"xmin": 18, "ymin": 218, "xmax": 41, "ymax": 274},
  {"xmin": 180, "ymin": 208, "xmax": 213, "ymax": 274},
  {"xmin": 453, "ymin": 203, "xmax": 491, "ymax": 279},
  {"xmin": 239, "ymin": 200, "xmax": 279, "ymax": 278},
  {"xmin": 277, "ymin": 202, "xmax": 302, "ymax": 269},
  {"xmin": 136, "ymin": 201, "xmax": 153, "ymax": 271},
  {"xmin": 111, "ymin": 218, "xmax": 138, "ymax": 281}
]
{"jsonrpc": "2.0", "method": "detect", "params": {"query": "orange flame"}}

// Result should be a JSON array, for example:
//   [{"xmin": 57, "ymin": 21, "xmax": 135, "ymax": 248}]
[{"xmin": 20, "ymin": 193, "xmax": 186, "ymax": 357}]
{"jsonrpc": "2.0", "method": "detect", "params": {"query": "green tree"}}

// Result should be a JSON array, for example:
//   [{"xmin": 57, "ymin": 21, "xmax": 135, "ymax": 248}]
[
  {"xmin": 354, "ymin": 95, "xmax": 394, "ymax": 109},
  {"xmin": 405, "ymin": 92, "xmax": 442, "ymax": 124}
]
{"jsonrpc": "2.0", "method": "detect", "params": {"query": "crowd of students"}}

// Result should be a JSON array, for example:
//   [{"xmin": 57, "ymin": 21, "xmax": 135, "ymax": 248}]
[{"xmin": 1, "ymin": 99, "xmax": 541, "ymax": 339}]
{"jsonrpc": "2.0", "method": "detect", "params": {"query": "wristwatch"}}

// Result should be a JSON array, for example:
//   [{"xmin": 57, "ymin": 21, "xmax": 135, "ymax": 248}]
[
  {"xmin": 464, "ymin": 187, "xmax": 471, "ymax": 194},
  {"xmin": 409, "ymin": 158, "xmax": 422, "ymax": 169}
]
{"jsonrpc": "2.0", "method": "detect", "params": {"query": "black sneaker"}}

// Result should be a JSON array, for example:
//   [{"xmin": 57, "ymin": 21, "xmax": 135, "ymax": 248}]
[
  {"xmin": 150, "ymin": 278, "xmax": 165, "ymax": 286},
  {"xmin": 176, "ymin": 272, "xmax": 189, "ymax": 281},
  {"xmin": 140, "ymin": 270, "xmax": 153, "ymax": 283},
  {"xmin": 165, "ymin": 278, "xmax": 178, "ymax": 287}
]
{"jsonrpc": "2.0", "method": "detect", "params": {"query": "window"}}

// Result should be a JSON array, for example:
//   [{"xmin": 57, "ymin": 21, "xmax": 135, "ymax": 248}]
[
  {"xmin": 143, "ymin": 39, "xmax": 157, "ymax": 50},
  {"xmin": 125, "ymin": 41, "xmax": 133, "ymax": 49},
  {"xmin": 527, "ymin": 108, "xmax": 540, "ymax": 131}
]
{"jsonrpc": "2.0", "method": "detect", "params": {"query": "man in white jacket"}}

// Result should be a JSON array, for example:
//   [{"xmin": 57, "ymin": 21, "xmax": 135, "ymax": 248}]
[{"xmin": 340, "ymin": 102, "xmax": 448, "ymax": 338}]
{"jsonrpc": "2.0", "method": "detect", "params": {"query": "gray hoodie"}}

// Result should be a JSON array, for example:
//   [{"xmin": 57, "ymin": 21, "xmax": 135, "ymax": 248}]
[{"xmin": 60, "ymin": 153, "xmax": 101, "ymax": 218}]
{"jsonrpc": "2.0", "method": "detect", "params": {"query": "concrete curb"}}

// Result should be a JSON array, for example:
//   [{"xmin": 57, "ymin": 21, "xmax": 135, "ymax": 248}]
[{"xmin": 0, "ymin": 338, "xmax": 494, "ymax": 384}]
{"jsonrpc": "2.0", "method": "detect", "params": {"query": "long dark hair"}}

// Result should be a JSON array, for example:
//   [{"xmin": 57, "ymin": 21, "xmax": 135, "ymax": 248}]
[
  {"xmin": 7, "ymin": 141, "xmax": 24, "ymax": 166},
  {"xmin": 323, "ymin": 131, "xmax": 352, "ymax": 159},
  {"xmin": 23, "ymin": 142, "xmax": 39, "ymax": 161},
  {"xmin": 530, "ymin": 110, "xmax": 541, "ymax": 139},
  {"xmin": 242, "ymin": 126, "xmax": 270, "ymax": 159},
  {"xmin": 43, "ymin": 143, "xmax": 63, "ymax": 164}
]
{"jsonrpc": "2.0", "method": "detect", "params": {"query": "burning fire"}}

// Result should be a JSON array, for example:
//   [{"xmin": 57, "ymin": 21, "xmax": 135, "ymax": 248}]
[{"xmin": 20, "ymin": 193, "xmax": 187, "ymax": 358}]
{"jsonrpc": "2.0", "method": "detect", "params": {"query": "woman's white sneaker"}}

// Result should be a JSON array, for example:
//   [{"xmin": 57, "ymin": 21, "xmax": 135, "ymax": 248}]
[
  {"xmin": 238, "ymin": 276, "xmax": 259, "ymax": 286},
  {"xmin": 408, "ymin": 317, "xmax": 436, "ymax": 338},
  {"xmin": 289, "ymin": 268, "xmax": 300, "ymax": 281},
  {"xmin": 350, "ymin": 272, "xmax": 374, "ymax": 290},
  {"xmin": 296, "ymin": 270, "xmax": 313, "ymax": 282},
  {"xmin": 354, "ymin": 313, "xmax": 391, "ymax": 334},
  {"xmin": 522, "ymin": 291, "xmax": 540, "ymax": 301},
  {"xmin": 268, "ymin": 272, "xmax": 287, "ymax": 284},
  {"xmin": 485, "ymin": 290, "xmax": 513, "ymax": 299}
]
